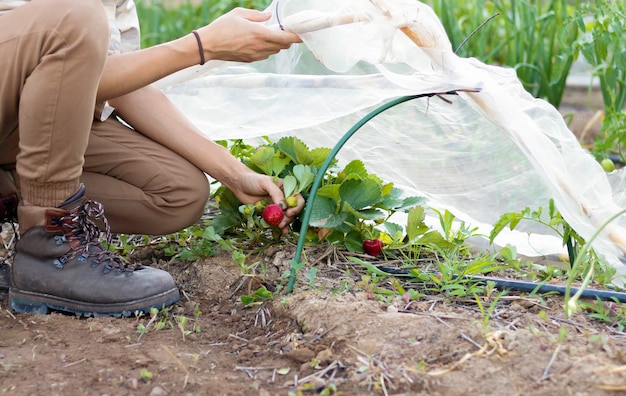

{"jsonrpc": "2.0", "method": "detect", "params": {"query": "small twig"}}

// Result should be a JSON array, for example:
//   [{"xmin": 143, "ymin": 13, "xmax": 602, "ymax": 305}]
[
  {"xmin": 162, "ymin": 344, "xmax": 191, "ymax": 388},
  {"xmin": 550, "ymin": 316, "xmax": 588, "ymax": 332},
  {"xmin": 228, "ymin": 277, "xmax": 249, "ymax": 299},
  {"xmin": 397, "ymin": 309, "xmax": 470, "ymax": 321},
  {"xmin": 380, "ymin": 373, "xmax": 389, "ymax": 396},
  {"xmin": 460, "ymin": 333, "xmax": 483, "ymax": 350},
  {"xmin": 3, "ymin": 308, "xmax": 16, "ymax": 320},
  {"xmin": 180, "ymin": 289, "xmax": 191, "ymax": 302},
  {"xmin": 228, "ymin": 334, "xmax": 249, "ymax": 343},
  {"xmin": 295, "ymin": 360, "xmax": 341, "ymax": 385},
  {"xmin": 234, "ymin": 365, "xmax": 279, "ymax": 371},
  {"xmin": 306, "ymin": 325, "xmax": 338, "ymax": 345},
  {"xmin": 63, "ymin": 357, "xmax": 86, "ymax": 368},
  {"xmin": 540, "ymin": 344, "xmax": 562, "ymax": 381}
]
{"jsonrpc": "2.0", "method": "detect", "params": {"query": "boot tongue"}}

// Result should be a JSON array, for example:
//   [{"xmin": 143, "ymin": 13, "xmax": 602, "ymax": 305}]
[{"xmin": 59, "ymin": 184, "xmax": 86, "ymax": 210}]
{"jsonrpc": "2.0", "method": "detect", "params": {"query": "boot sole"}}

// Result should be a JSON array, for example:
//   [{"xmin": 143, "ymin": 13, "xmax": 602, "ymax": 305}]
[{"xmin": 8, "ymin": 287, "xmax": 180, "ymax": 318}]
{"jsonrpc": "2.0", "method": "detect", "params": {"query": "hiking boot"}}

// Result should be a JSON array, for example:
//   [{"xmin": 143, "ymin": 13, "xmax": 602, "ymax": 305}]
[{"xmin": 9, "ymin": 184, "xmax": 180, "ymax": 317}]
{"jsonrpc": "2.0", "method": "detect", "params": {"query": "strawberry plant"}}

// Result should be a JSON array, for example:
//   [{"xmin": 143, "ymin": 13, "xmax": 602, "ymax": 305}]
[{"xmin": 210, "ymin": 137, "xmax": 427, "ymax": 253}]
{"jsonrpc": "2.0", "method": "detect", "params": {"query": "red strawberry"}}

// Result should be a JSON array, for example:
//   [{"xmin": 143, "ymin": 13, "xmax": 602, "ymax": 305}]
[
  {"xmin": 262, "ymin": 204, "xmax": 284, "ymax": 227},
  {"xmin": 363, "ymin": 239, "xmax": 384, "ymax": 257}
]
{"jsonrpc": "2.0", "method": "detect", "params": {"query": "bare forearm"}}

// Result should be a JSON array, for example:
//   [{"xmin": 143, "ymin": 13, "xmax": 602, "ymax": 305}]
[
  {"xmin": 97, "ymin": 35, "xmax": 198, "ymax": 102},
  {"xmin": 109, "ymin": 86, "xmax": 251, "ymax": 187},
  {"xmin": 97, "ymin": 8, "xmax": 300, "ymax": 103}
]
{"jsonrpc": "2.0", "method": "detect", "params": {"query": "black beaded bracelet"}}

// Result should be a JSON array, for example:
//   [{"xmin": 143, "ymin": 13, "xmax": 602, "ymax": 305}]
[{"xmin": 191, "ymin": 30, "xmax": 205, "ymax": 66}]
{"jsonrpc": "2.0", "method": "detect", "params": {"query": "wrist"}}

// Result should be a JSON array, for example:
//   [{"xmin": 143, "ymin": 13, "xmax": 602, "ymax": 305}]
[{"xmin": 191, "ymin": 30, "xmax": 205, "ymax": 65}]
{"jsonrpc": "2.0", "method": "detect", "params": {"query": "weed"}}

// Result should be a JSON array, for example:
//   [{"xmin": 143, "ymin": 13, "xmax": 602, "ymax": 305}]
[
  {"xmin": 240, "ymin": 286, "xmax": 274, "ymax": 307},
  {"xmin": 139, "ymin": 368, "xmax": 153, "ymax": 382},
  {"xmin": 176, "ymin": 315, "xmax": 192, "ymax": 341},
  {"xmin": 579, "ymin": 298, "xmax": 626, "ymax": 332},
  {"xmin": 136, "ymin": 306, "xmax": 174, "ymax": 340},
  {"xmin": 474, "ymin": 288, "xmax": 506, "ymax": 334}
]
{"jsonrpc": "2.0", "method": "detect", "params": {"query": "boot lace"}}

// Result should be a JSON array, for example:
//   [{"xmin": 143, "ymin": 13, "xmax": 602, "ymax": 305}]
[{"xmin": 52, "ymin": 200, "xmax": 139, "ymax": 274}]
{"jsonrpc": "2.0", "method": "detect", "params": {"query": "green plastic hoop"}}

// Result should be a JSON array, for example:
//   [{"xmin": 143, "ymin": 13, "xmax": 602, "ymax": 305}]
[{"xmin": 286, "ymin": 92, "xmax": 458, "ymax": 293}]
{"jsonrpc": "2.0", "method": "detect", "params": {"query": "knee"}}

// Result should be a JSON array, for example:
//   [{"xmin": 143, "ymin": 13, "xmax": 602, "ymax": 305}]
[{"xmin": 158, "ymin": 169, "xmax": 211, "ymax": 233}]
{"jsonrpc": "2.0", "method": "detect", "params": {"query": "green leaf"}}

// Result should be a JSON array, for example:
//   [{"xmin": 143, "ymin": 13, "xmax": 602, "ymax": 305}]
[
  {"xmin": 309, "ymin": 147, "xmax": 333, "ymax": 168},
  {"xmin": 490, "ymin": 212, "xmax": 523, "ymax": 243},
  {"xmin": 309, "ymin": 196, "xmax": 345, "ymax": 228},
  {"xmin": 343, "ymin": 160, "xmax": 368, "ymax": 178},
  {"xmin": 344, "ymin": 230, "xmax": 363, "ymax": 252},
  {"xmin": 383, "ymin": 222, "xmax": 403, "ymax": 240},
  {"xmin": 407, "ymin": 206, "xmax": 428, "ymax": 242},
  {"xmin": 276, "ymin": 137, "xmax": 311, "ymax": 164},
  {"xmin": 240, "ymin": 286, "xmax": 274, "ymax": 307},
  {"xmin": 209, "ymin": 213, "xmax": 242, "ymax": 235},
  {"xmin": 283, "ymin": 175, "xmax": 297, "ymax": 198},
  {"xmin": 417, "ymin": 230, "xmax": 453, "ymax": 248},
  {"xmin": 339, "ymin": 178, "xmax": 381, "ymax": 211},
  {"xmin": 316, "ymin": 184, "xmax": 340, "ymax": 202},
  {"xmin": 358, "ymin": 208, "xmax": 386, "ymax": 221},
  {"xmin": 201, "ymin": 226, "xmax": 222, "ymax": 242},
  {"xmin": 381, "ymin": 182, "xmax": 394, "ymax": 197},
  {"xmin": 347, "ymin": 257, "xmax": 389, "ymax": 276},
  {"xmin": 293, "ymin": 164, "xmax": 315, "ymax": 193},
  {"xmin": 271, "ymin": 156, "xmax": 291, "ymax": 177},
  {"xmin": 348, "ymin": 257, "xmax": 412, "ymax": 277},
  {"xmin": 249, "ymin": 146, "xmax": 275, "ymax": 175},
  {"xmin": 289, "ymin": 259, "xmax": 305, "ymax": 271}
]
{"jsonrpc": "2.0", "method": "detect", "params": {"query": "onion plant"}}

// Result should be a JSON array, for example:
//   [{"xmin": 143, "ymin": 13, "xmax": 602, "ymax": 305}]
[{"xmin": 424, "ymin": 0, "xmax": 581, "ymax": 108}]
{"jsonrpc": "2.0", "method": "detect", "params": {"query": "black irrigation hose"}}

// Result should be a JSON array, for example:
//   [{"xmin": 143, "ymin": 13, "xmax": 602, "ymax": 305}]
[{"xmin": 376, "ymin": 266, "xmax": 626, "ymax": 303}]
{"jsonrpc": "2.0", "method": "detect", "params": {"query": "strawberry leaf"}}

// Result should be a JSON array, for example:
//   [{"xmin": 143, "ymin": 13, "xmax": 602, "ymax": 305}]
[
  {"xmin": 293, "ymin": 164, "xmax": 315, "ymax": 192},
  {"xmin": 339, "ymin": 178, "xmax": 381, "ymax": 211},
  {"xmin": 309, "ymin": 147, "xmax": 333, "ymax": 168},
  {"xmin": 276, "ymin": 137, "xmax": 311, "ymax": 164},
  {"xmin": 309, "ymin": 196, "xmax": 345, "ymax": 228},
  {"xmin": 283, "ymin": 175, "xmax": 297, "ymax": 198},
  {"xmin": 249, "ymin": 146, "xmax": 275, "ymax": 175},
  {"xmin": 316, "ymin": 184, "xmax": 340, "ymax": 202},
  {"xmin": 407, "ymin": 206, "xmax": 429, "ymax": 242},
  {"xmin": 343, "ymin": 160, "xmax": 368, "ymax": 178}
]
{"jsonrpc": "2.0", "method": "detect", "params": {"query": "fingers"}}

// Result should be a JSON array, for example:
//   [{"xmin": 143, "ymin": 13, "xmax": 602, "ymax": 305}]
[
  {"xmin": 259, "ymin": 176, "xmax": 305, "ymax": 234},
  {"xmin": 199, "ymin": 8, "xmax": 301, "ymax": 63},
  {"xmin": 230, "ymin": 7, "xmax": 271, "ymax": 23},
  {"xmin": 278, "ymin": 193, "xmax": 305, "ymax": 234},
  {"xmin": 231, "ymin": 8, "xmax": 302, "ymax": 43}
]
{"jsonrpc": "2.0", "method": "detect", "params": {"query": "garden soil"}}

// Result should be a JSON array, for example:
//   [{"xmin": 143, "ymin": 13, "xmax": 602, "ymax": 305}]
[{"xmin": 1, "ymin": 90, "xmax": 625, "ymax": 396}]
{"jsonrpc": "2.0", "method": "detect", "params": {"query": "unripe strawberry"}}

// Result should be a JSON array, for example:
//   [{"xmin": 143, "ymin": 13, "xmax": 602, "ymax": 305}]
[
  {"xmin": 362, "ymin": 239, "xmax": 384, "ymax": 257},
  {"xmin": 285, "ymin": 196, "xmax": 298, "ymax": 208},
  {"xmin": 253, "ymin": 200, "xmax": 266, "ymax": 213},
  {"xmin": 601, "ymin": 158, "xmax": 615, "ymax": 172},
  {"xmin": 262, "ymin": 204, "xmax": 284, "ymax": 227}
]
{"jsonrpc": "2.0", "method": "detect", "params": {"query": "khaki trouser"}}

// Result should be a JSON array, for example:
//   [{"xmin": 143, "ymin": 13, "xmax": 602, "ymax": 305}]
[{"xmin": 0, "ymin": 0, "xmax": 209, "ymax": 235}]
